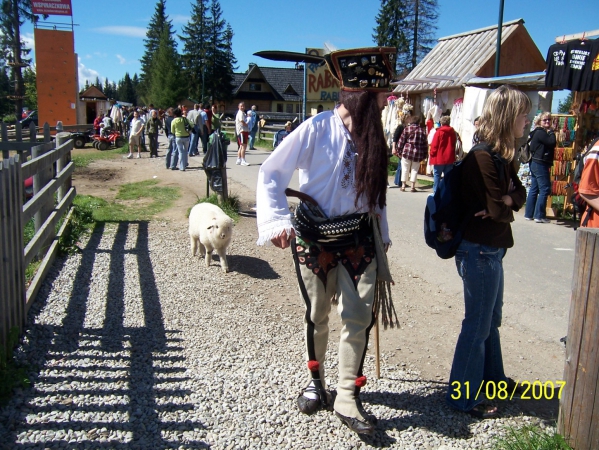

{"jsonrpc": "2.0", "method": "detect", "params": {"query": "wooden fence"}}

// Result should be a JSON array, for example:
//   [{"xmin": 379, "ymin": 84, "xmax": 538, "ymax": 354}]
[
  {"xmin": 558, "ymin": 227, "xmax": 599, "ymax": 449},
  {"xmin": 220, "ymin": 119, "xmax": 291, "ymax": 148},
  {"xmin": 0, "ymin": 131, "xmax": 75, "ymax": 351}
]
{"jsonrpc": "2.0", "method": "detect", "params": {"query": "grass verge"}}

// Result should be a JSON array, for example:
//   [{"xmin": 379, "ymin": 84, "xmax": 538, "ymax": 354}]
[
  {"xmin": 492, "ymin": 424, "xmax": 572, "ymax": 450},
  {"xmin": 187, "ymin": 193, "xmax": 240, "ymax": 221}
]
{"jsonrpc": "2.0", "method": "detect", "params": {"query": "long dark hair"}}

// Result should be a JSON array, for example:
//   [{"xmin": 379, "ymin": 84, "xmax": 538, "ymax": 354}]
[{"xmin": 339, "ymin": 90, "xmax": 388, "ymax": 211}]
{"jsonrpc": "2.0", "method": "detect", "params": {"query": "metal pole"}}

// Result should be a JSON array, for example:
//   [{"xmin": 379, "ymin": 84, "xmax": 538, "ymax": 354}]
[
  {"xmin": 302, "ymin": 63, "xmax": 307, "ymax": 122},
  {"xmin": 494, "ymin": 0, "xmax": 505, "ymax": 77}
]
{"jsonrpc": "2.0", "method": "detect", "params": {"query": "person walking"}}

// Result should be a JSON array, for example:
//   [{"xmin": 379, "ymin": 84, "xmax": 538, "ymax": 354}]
[
  {"xmin": 391, "ymin": 124, "xmax": 404, "ymax": 186},
  {"xmin": 248, "ymin": 105, "xmax": 259, "ymax": 149},
  {"xmin": 395, "ymin": 115, "xmax": 428, "ymax": 192},
  {"xmin": 256, "ymin": 46, "xmax": 397, "ymax": 436},
  {"xmin": 127, "ymin": 111, "xmax": 144, "ymax": 159},
  {"xmin": 164, "ymin": 107, "xmax": 178, "ymax": 169},
  {"xmin": 429, "ymin": 116, "xmax": 457, "ymax": 193},
  {"xmin": 446, "ymin": 85, "xmax": 529, "ymax": 419},
  {"xmin": 523, "ymin": 112, "xmax": 556, "ymax": 223},
  {"xmin": 145, "ymin": 109, "xmax": 162, "ymax": 158},
  {"xmin": 186, "ymin": 104, "xmax": 203, "ymax": 157},
  {"xmin": 235, "ymin": 102, "xmax": 250, "ymax": 166},
  {"xmin": 170, "ymin": 108, "xmax": 191, "ymax": 171}
]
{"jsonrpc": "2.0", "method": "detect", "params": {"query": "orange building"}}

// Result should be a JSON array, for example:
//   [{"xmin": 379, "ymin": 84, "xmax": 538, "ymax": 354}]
[{"xmin": 34, "ymin": 28, "xmax": 79, "ymax": 126}]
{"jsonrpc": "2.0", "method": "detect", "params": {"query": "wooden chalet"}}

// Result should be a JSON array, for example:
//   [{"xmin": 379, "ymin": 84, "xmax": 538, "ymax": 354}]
[{"xmin": 77, "ymin": 86, "xmax": 111, "ymax": 124}]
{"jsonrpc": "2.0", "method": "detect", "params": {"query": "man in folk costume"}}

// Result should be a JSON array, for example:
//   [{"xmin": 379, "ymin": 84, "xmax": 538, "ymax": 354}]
[{"xmin": 256, "ymin": 47, "xmax": 397, "ymax": 435}]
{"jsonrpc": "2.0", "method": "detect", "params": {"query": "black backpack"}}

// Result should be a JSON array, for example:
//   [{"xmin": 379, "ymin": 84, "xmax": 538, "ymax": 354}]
[
  {"xmin": 424, "ymin": 143, "xmax": 503, "ymax": 259},
  {"xmin": 570, "ymin": 137, "xmax": 599, "ymax": 227}
]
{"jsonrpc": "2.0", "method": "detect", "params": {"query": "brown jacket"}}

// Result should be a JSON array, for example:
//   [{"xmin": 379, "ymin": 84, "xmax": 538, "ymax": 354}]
[{"xmin": 460, "ymin": 148, "xmax": 526, "ymax": 248}]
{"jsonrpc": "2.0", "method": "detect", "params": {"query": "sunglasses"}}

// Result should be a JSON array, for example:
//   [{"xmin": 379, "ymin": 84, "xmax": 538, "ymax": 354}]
[{"xmin": 542, "ymin": 118, "xmax": 551, "ymax": 122}]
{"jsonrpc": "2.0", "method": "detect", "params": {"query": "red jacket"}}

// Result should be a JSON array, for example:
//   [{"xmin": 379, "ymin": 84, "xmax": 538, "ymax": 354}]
[{"xmin": 429, "ymin": 125, "xmax": 457, "ymax": 165}]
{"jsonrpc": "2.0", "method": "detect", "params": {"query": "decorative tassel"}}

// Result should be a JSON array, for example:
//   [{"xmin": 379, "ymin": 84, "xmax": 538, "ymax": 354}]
[
  {"xmin": 355, "ymin": 376, "xmax": 367, "ymax": 387},
  {"xmin": 307, "ymin": 360, "xmax": 320, "ymax": 372},
  {"xmin": 374, "ymin": 280, "xmax": 399, "ymax": 329}
]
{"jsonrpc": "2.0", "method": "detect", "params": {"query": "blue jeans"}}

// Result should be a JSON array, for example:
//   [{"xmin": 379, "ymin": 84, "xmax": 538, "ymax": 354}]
[
  {"xmin": 176, "ymin": 137, "xmax": 189, "ymax": 171},
  {"xmin": 524, "ymin": 161, "xmax": 551, "ymax": 220},
  {"xmin": 433, "ymin": 164, "xmax": 453, "ymax": 193},
  {"xmin": 249, "ymin": 127, "xmax": 258, "ymax": 149},
  {"xmin": 394, "ymin": 160, "xmax": 402, "ymax": 185},
  {"xmin": 166, "ymin": 135, "xmax": 177, "ymax": 169},
  {"xmin": 189, "ymin": 126, "xmax": 200, "ymax": 155},
  {"xmin": 446, "ymin": 240, "xmax": 507, "ymax": 412}
]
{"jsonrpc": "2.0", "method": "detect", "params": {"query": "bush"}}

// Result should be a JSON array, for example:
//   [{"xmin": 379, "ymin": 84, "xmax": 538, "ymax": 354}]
[{"xmin": 2, "ymin": 114, "xmax": 17, "ymax": 124}]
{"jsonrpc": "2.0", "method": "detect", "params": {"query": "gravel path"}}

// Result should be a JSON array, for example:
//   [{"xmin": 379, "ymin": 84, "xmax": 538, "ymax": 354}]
[{"xmin": 1, "ymin": 219, "xmax": 554, "ymax": 449}]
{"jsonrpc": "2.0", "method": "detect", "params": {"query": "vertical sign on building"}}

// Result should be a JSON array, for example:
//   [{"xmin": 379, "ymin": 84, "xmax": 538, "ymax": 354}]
[
  {"xmin": 32, "ymin": 0, "xmax": 72, "ymax": 16},
  {"xmin": 305, "ymin": 48, "xmax": 340, "ymax": 112}
]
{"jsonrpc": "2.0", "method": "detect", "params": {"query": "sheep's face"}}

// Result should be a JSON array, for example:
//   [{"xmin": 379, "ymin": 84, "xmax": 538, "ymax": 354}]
[{"xmin": 207, "ymin": 219, "xmax": 233, "ymax": 241}]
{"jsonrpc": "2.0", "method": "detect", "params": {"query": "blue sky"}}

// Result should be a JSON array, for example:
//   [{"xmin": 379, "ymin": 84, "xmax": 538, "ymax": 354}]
[{"xmin": 23, "ymin": 0, "xmax": 597, "ymax": 108}]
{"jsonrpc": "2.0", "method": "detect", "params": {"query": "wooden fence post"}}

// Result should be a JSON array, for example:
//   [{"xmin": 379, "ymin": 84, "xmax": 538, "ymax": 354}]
[
  {"xmin": 32, "ymin": 138, "xmax": 55, "ymax": 258},
  {"xmin": 55, "ymin": 132, "xmax": 72, "ymax": 201},
  {"xmin": 558, "ymin": 227, "xmax": 599, "ymax": 450}
]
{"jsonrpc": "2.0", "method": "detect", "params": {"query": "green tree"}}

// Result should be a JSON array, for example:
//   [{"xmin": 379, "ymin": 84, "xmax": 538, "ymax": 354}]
[
  {"xmin": 0, "ymin": 62, "xmax": 12, "ymax": 117},
  {"xmin": 117, "ymin": 72, "xmax": 137, "ymax": 104},
  {"xmin": 140, "ymin": 0, "xmax": 175, "ymax": 95},
  {"xmin": 557, "ymin": 92, "xmax": 573, "ymax": 114},
  {"xmin": 205, "ymin": 0, "xmax": 235, "ymax": 103},
  {"xmin": 94, "ymin": 76, "xmax": 101, "ymax": 89},
  {"xmin": 373, "ymin": 0, "xmax": 438, "ymax": 74},
  {"xmin": 145, "ymin": 28, "xmax": 185, "ymax": 108},
  {"xmin": 372, "ymin": 0, "xmax": 409, "ymax": 75},
  {"xmin": 180, "ymin": 0, "xmax": 210, "ymax": 102},
  {"xmin": 0, "ymin": 0, "xmax": 40, "ymax": 118},
  {"xmin": 83, "ymin": 79, "xmax": 90, "ymax": 92},
  {"xmin": 404, "ymin": 0, "xmax": 438, "ymax": 71},
  {"xmin": 23, "ymin": 66, "xmax": 36, "ymax": 110}
]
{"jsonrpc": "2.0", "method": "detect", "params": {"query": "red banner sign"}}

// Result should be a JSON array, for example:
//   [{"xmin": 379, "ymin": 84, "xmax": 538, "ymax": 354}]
[{"xmin": 32, "ymin": 0, "xmax": 72, "ymax": 16}]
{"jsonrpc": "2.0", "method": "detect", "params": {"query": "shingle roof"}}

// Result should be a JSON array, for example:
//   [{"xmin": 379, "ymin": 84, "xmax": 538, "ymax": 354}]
[
  {"xmin": 232, "ymin": 65, "xmax": 304, "ymax": 101},
  {"xmin": 394, "ymin": 18, "xmax": 526, "ymax": 94},
  {"xmin": 79, "ymin": 85, "xmax": 107, "ymax": 100}
]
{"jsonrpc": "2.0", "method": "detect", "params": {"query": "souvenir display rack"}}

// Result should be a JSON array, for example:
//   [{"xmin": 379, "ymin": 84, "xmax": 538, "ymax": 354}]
[{"xmin": 547, "ymin": 113, "xmax": 577, "ymax": 217}]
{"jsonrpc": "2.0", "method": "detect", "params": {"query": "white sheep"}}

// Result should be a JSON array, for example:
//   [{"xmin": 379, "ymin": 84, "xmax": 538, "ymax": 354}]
[{"xmin": 189, "ymin": 202, "xmax": 234, "ymax": 273}]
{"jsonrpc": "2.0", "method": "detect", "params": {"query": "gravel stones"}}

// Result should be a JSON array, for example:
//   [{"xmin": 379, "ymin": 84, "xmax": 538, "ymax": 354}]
[{"xmin": 0, "ymin": 219, "xmax": 555, "ymax": 449}]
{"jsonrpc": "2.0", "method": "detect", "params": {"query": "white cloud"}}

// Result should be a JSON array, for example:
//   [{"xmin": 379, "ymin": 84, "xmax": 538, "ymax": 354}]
[
  {"xmin": 171, "ymin": 14, "xmax": 190, "ymax": 24},
  {"xmin": 78, "ymin": 58, "xmax": 101, "ymax": 88},
  {"xmin": 92, "ymin": 26, "xmax": 146, "ymax": 38},
  {"xmin": 93, "ymin": 51, "xmax": 107, "ymax": 58},
  {"xmin": 116, "ymin": 54, "xmax": 126, "ymax": 64},
  {"xmin": 22, "ymin": 32, "xmax": 35, "ymax": 53}
]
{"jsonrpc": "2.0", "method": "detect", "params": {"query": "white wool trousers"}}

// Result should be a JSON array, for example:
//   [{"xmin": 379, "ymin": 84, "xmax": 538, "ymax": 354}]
[{"xmin": 296, "ymin": 257, "xmax": 377, "ymax": 420}]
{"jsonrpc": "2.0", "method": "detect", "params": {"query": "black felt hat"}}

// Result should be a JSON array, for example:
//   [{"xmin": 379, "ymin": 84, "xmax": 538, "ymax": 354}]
[{"xmin": 324, "ymin": 47, "xmax": 397, "ymax": 91}]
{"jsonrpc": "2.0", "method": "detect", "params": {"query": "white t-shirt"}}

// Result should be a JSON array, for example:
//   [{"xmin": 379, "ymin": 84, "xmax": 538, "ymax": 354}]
[
  {"xmin": 236, "ymin": 110, "xmax": 248, "ymax": 134},
  {"xmin": 130, "ymin": 118, "xmax": 144, "ymax": 135}
]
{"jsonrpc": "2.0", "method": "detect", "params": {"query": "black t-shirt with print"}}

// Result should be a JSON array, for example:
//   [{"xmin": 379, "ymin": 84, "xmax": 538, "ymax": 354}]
[
  {"xmin": 545, "ymin": 42, "xmax": 568, "ymax": 88},
  {"xmin": 588, "ymin": 38, "xmax": 599, "ymax": 91},
  {"xmin": 564, "ymin": 40, "xmax": 593, "ymax": 91}
]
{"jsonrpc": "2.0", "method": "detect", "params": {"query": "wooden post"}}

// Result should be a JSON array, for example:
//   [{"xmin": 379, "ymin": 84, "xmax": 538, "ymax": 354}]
[
  {"xmin": 55, "ymin": 132, "xmax": 71, "ymax": 201},
  {"xmin": 558, "ymin": 227, "xmax": 599, "ymax": 450},
  {"xmin": 374, "ymin": 317, "xmax": 381, "ymax": 379}
]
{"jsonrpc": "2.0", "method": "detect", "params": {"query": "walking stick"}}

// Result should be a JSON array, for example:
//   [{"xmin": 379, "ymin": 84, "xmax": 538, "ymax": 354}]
[{"xmin": 374, "ymin": 314, "xmax": 381, "ymax": 379}]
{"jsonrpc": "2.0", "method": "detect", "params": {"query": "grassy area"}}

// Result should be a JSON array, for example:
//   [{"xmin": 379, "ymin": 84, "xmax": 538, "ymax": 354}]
[
  {"xmin": 75, "ymin": 179, "xmax": 180, "ymax": 222},
  {"xmin": 187, "ymin": 193, "xmax": 241, "ymax": 221},
  {"xmin": 388, "ymin": 155, "xmax": 400, "ymax": 176},
  {"xmin": 253, "ymin": 138, "xmax": 273, "ymax": 150},
  {"xmin": 72, "ymin": 144, "xmax": 130, "ymax": 168},
  {"xmin": 492, "ymin": 424, "xmax": 572, "ymax": 450}
]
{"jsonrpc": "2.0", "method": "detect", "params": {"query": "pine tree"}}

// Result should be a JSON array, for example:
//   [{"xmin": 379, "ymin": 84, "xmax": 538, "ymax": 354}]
[
  {"xmin": 145, "ymin": 27, "xmax": 185, "ymax": 108},
  {"xmin": 558, "ymin": 92, "xmax": 573, "ymax": 114},
  {"xmin": 372, "ymin": 0, "xmax": 409, "ymax": 75},
  {"xmin": 180, "ymin": 0, "xmax": 210, "ymax": 102},
  {"xmin": 403, "ymin": 0, "xmax": 438, "ymax": 72},
  {"xmin": 373, "ymin": 0, "xmax": 438, "ymax": 74},
  {"xmin": 140, "ymin": 0, "xmax": 175, "ymax": 94},
  {"xmin": 0, "ymin": 63, "xmax": 12, "ymax": 117},
  {"xmin": 205, "ymin": 0, "xmax": 235, "ymax": 103},
  {"xmin": 0, "ymin": 0, "xmax": 38, "ymax": 118},
  {"xmin": 83, "ymin": 79, "xmax": 90, "ymax": 92},
  {"xmin": 131, "ymin": 73, "xmax": 140, "ymax": 104},
  {"xmin": 94, "ymin": 76, "xmax": 101, "ymax": 89},
  {"xmin": 23, "ymin": 65, "xmax": 36, "ymax": 110},
  {"xmin": 117, "ymin": 73, "xmax": 136, "ymax": 105}
]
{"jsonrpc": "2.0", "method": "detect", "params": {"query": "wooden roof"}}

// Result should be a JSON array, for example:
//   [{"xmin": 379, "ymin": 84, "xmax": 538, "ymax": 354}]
[
  {"xmin": 232, "ymin": 65, "xmax": 304, "ymax": 101},
  {"xmin": 394, "ymin": 19, "xmax": 545, "ymax": 94},
  {"xmin": 79, "ymin": 85, "xmax": 107, "ymax": 100}
]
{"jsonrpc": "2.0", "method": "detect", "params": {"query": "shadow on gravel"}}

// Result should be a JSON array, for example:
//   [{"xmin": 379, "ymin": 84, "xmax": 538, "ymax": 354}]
[
  {"xmin": 229, "ymin": 254, "xmax": 280, "ymax": 279},
  {"xmin": 5, "ymin": 221, "xmax": 211, "ymax": 449}
]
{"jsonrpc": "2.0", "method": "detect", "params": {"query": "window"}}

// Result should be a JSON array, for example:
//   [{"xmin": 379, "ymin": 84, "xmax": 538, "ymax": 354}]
[
  {"xmin": 277, "ymin": 103, "xmax": 283, "ymax": 112},
  {"xmin": 296, "ymin": 104, "xmax": 300, "ymax": 113},
  {"xmin": 286, "ymin": 104, "xmax": 293, "ymax": 114},
  {"xmin": 249, "ymin": 83, "xmax": 261, "ymax": 91}
]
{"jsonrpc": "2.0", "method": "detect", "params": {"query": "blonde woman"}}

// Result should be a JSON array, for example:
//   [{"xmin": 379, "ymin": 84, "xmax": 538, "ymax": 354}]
[
  {"xmin": 446, "ymin": 85, "xmax": 529, "ymax": 418},
  {"xmin": 524, "ymin": 111, "xmax": 556, "ymax": 223}
]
